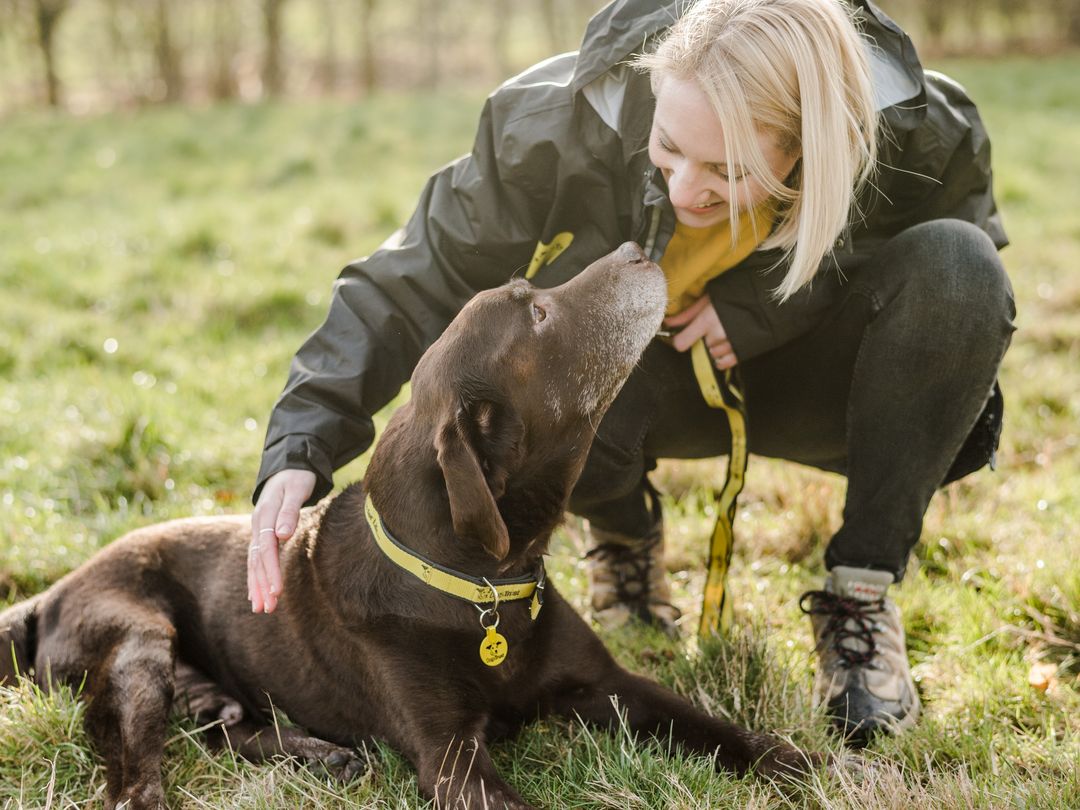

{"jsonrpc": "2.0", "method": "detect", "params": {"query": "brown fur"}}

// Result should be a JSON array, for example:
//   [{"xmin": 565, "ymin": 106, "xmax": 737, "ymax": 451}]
[{"xmin": 0, "ymin": 244, "xmax": 821, "ymax": 809}]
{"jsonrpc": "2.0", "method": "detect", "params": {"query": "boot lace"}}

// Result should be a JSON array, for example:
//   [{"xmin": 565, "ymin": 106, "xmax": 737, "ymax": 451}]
[
  {"xmin": 799, "ymin": 590, "xmax": 884, "ymax": 668},
  {"xmin": 585, "ymin": 535, "xmax": 661, "ymax": 607}
]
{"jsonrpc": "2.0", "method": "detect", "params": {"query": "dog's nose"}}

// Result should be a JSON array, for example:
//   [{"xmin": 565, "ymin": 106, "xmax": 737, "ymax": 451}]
[{"xmin": 617, "ymin": 242, "xmax": 647, "ymax": 263}]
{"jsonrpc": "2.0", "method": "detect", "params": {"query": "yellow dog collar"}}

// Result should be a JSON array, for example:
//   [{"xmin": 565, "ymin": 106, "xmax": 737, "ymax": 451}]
[{"xmin": 363, "ymin": 494, "xmax": 544, "ymax": 608}]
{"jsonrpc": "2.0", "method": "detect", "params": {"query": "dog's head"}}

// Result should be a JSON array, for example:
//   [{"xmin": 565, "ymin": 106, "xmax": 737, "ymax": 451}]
[{"xmin": 377, "ymin": 243, "xmax": 666, "ymax": 563}]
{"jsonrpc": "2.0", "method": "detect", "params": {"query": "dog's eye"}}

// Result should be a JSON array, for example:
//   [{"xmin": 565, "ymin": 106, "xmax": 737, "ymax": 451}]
[{"xmin": 531, "ymin": 303, "xmax": 547, "ymax": 324}]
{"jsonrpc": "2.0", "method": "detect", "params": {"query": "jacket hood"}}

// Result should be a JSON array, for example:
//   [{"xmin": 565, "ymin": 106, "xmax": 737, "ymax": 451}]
[
  {"xmin": 572, "ymin": 0, "xmax": 927, "ymax": 131},
  {"xmin": 571, "ymin": 0, "xmax": 680, "ymax": 93}
]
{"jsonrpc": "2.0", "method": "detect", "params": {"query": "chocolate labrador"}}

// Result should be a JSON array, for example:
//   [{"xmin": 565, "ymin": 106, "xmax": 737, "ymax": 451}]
[{"xmin": 0, "ymin": 243, "xmax": 821, "ymax": 809}]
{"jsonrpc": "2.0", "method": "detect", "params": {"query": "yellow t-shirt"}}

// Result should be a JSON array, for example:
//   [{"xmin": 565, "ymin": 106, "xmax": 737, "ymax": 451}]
[{"xmin": 661, "ymin": 202, "xmax": 776, "ymax": 316}]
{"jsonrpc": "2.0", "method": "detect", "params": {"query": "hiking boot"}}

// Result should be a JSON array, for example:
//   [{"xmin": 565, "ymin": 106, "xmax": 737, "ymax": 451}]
[
  {"xmin": 800, "ymin": 565, "xmax": 920, "ymax": 745},
  {"xmin": 585, "ymin": 516, "xmax": 681, "ymax": 637}
]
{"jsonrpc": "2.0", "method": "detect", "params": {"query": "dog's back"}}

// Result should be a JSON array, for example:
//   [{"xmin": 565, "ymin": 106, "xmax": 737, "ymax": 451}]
[{"xmin": 0, "ymin": 514, "xmax": 251, "ymax": 691}]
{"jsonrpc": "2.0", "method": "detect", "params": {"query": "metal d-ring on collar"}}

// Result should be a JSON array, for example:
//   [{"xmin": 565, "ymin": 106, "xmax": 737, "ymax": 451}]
[{"xmin": 476, "ymin": 577, "xmax": 501, "ymax": 631}]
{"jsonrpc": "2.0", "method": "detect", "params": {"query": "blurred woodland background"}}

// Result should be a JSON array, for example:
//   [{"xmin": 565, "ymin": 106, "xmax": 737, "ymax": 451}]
[{"xmin": 2, "ymin": 0, "xmax": 1080, "ymax": 113}]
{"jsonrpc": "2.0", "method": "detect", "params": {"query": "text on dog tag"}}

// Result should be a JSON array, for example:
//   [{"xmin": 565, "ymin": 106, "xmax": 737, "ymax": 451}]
[{"xmin": 479, "ymin": 626, "xmax": 508, "ymax": 667}]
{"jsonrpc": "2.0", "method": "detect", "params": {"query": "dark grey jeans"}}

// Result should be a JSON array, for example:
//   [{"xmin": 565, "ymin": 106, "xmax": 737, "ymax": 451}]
[{"xmin": 568, "ymin": 219, "xmax": 1016, "ymax": 581}]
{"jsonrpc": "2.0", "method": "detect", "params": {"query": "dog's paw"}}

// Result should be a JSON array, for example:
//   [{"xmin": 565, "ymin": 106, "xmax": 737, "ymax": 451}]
[
  {"xmin": 753, "ymin": 744, "xmax": 824, "ymax": 781},
  {"xmin": 321, "ymin": 747, "xmax": 368, "ymax": 783},
  {"xmin": 826, "ymin": 749, "xmax": 874, "ymax": 783},
  {"xmin": 217, "ymin": 698, "xmax": 244, "ymax": 727},
  {"xmin": 440, "ymin": 786, "xmax": 537, "ymax": 810}
]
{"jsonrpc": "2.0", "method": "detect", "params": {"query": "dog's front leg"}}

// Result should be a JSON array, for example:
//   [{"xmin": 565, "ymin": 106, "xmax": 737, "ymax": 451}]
[
  {"xmin": 537, "ymin": 598, "xmax": 817, "ymax": 780},
  {"xmin": 553, "ymin": 665, "xmax": 817, "ymax": 780},
  {"xmin": 415, "ymin": 731, "xmax": 535, "ymax": 810}
]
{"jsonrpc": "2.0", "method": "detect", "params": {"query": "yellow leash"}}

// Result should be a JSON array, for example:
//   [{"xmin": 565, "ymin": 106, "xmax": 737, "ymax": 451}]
[{"xmin": 690, "ymin": 339, "xmax": 749, "ymax": 640}]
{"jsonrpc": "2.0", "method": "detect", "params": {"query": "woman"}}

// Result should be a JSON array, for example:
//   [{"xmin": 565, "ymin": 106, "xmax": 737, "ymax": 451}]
[{"xmin": 247, "ymin": 0, "xmax": 1014, "ymax": 743}]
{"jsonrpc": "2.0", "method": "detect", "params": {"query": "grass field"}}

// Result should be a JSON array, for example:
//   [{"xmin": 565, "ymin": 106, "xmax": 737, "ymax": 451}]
[{"xmin": 2, "ymin": 55, "xmax": 1078, "ymax": 808}]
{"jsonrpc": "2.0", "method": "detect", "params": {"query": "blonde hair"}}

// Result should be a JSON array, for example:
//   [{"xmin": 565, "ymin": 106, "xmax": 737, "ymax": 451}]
[{"xmin": 636, "ymin": 0, "xmax": 878, "ymax": 300}]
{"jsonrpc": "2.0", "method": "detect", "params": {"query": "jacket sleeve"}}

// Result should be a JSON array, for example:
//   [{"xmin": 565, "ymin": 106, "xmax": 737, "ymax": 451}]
[{"xmin": 253, "ymin": 84, "xmax": 569, "ymax": 504}]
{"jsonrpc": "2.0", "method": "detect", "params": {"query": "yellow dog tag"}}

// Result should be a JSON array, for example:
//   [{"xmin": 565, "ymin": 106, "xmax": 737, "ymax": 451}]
[{"xmin": 479, "ymin": 626, "xmax": 508, "ymax": 667}]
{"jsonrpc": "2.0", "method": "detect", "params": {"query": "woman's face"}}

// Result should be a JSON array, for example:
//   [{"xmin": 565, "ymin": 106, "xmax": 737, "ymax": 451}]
[{"xmin": 649, "ymin": 75, "xmax": 799, "ymax": 228}]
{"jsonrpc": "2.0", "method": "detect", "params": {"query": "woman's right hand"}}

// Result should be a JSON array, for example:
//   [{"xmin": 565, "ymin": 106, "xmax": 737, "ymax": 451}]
[
  {"xmin": 248, "ymin": 469, "xmax": 317, "ymax": 614},
  {"xmin": 663, "ymin": 295, "xmax": 739, "ymax": 370}
]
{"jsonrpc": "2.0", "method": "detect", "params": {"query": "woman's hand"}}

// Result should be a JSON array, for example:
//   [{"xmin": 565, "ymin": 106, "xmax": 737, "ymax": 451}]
[
  {"xmin": 664, "ymin": 295, "xmax": 739, "ymax": 370},
  {"xmin": 248, "ymin": 469, "xmax": 316, "ymax": 614}
]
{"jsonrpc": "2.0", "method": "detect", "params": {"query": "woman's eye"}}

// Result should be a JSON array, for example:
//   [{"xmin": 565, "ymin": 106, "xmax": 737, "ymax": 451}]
[
  {"xmin": 532, "ymin": 303, "xmax": 547, "ymax": 323},
  {"xmin": 712, "ymin": 166, "xmax": 746, "ymax": 182}
]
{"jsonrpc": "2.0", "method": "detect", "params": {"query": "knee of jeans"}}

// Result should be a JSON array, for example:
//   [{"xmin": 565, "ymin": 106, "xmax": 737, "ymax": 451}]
[
  {"xmin": 568, "ymin": 440, "xmax": 645, "ymax": 515},
  {"xmin": 887, "ymin": 219, "xmax": 1015, "ymax": 329}
]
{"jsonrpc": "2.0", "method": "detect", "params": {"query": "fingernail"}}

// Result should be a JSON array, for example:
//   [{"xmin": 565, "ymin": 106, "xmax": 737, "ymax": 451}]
[
  {"xmin": 269, "ymin": 586, "xmax": 278, "ymax": 595},
  {"xmin": 275, "ymin": 525, "xmax": 287, "ymax": 536}
]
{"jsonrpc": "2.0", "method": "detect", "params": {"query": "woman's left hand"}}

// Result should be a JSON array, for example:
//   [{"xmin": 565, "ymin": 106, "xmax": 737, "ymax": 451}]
[{"xmin": 664, "ymin": 295, "xmax": 739, "ymax": 370}]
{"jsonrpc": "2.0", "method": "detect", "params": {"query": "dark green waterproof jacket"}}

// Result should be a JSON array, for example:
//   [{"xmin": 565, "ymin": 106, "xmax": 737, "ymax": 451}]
[{"xmin": 255, "ymin": 0, "xmax": 1007, "ymax": 503}]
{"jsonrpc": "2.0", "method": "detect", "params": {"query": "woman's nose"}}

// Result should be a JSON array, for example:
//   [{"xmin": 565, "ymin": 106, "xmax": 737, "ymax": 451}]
[{"xmin": 666, "ymin": 165, "xmax": 710, "ymax": 207}]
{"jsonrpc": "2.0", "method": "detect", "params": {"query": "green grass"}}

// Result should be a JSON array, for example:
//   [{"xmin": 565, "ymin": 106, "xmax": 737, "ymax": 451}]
[{"xmin": 2, "ymin": 55, "xmax": 1079, "ymax": 808}]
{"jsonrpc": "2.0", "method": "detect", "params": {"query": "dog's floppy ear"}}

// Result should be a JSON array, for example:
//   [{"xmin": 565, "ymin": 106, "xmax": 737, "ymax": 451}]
[{"xmin": 435, "ymin": 399, "xmax": 523, "ymax": 561}]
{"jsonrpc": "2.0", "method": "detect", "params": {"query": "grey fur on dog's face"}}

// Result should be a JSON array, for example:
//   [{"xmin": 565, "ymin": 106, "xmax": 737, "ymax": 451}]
[{"xmin": 413, "ymin": 241, "xmax": 667, "ymax": 429}]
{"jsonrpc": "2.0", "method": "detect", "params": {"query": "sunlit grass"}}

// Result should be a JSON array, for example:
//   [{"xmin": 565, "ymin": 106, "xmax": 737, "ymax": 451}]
[{"xmin": 2, "ymin": 55, "xmax": 1078, "ymax": 807}]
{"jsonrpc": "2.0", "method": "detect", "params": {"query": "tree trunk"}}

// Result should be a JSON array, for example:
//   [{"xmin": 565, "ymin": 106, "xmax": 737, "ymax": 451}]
[
  {"xmin": 101, "ymin": 0, "xmax": 137, "ymax": 102},
  {"xmin": 491, "ymin": 0, "xmax": 512, "ymax": 78},
  {"xmin": 539, "ymin": 0, "xmax": 560, "ymax": 53},
  {"xmin": 358, "ymin": 0, "xmax": 378, "ymax": 94},
  {"xmin": 961, "ymin": 0, "xmax": 982, "ymax": 44},
  {"xmin": 262, "ymin": 0, "xmax": 288, "ymax": 97},
  {"xmin": 33, "ymin": 0, "xmax": 68, "ymax": 107},
  {"xmin": 319, "ymin": 0, "xmax": 338, "ymax": 91},
  {"xmin": 211, "ymin": 0, "xmax": 239, "ymax": 100},
  {"xmin": 920, "ymin": 0, "xmax": 947, "ymax": 52},
  {"xmin": 1069, "ymin": 0, "xmax": 1080, "ymax": 45},
  {"xmin": 995, "ymin": 0, "xmax": 1023, "ymax": 50},
  {"xmin": 153, "ymin": 0, "xmax": 183, "ymax": 102},
  {"xmin": 417, "ymin": 0, "xmax": 440, "ymax": 90}
]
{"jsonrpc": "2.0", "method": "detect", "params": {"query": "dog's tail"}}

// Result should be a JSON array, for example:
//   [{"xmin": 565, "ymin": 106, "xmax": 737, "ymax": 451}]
[{"xmin": 0, "ymin": 594, "xmax": 41, "ymax": 686}]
